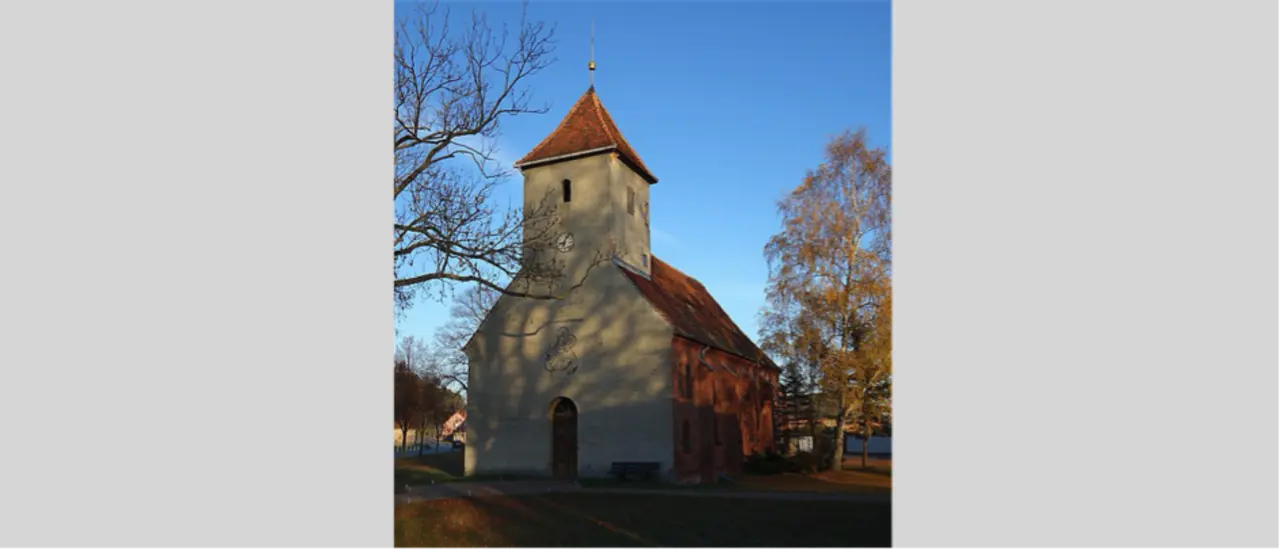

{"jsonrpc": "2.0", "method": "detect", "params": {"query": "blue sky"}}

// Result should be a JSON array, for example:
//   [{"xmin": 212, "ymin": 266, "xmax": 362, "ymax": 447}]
[{"xmin": 395, "ymin": 0, "xmax": 890, "ymax": 345}]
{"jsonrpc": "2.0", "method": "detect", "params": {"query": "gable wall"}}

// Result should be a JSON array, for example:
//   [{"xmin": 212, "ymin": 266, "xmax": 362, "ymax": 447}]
[{"xmin": 464, "ymin": 265, "xmax": 676, "ymax": 478}]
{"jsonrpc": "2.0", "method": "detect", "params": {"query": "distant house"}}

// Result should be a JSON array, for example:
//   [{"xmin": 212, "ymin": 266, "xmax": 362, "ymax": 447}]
[
  {"xmin": 440, "ymin": 410, "xmax": 466, "ymax": 443},
  {"xmin": 393, "ymin": 408, "xmax": 467, "ymax": 447},
  {"xmin": 775, "ymin": 392, "xmax": 891, "ymax": 456}
]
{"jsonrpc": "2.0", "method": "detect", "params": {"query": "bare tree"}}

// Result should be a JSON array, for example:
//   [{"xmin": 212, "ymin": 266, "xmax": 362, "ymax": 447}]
[
  {"xmin": 413, "ymin": 374, "xmax": 452, "ymax": 447},
  {"xmin": 393, "ymin": 358, "xmax": 421, "ymax": 454},
  {"xmin": 395, "ymin": 334, "xmax": 435, "ymax": 377},
  {"xmin": 394, "ymin": 1, "xmax": 572, "ymax": 309},
  {"xmin": 429, "ymin": 285, "xmax": 499, "ymax": 394}
]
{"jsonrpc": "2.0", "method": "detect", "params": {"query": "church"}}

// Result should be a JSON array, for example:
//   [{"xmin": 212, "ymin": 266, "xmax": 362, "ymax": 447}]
[{"xmin": 462, "ymin": 84, "xmax": 778, "ymax": 484}]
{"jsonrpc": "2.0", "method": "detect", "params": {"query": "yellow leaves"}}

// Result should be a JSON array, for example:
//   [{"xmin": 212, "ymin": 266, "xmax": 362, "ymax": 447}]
[{"xmin": 762, "ymin": 126, "xmax": 892, "ymax": 405}]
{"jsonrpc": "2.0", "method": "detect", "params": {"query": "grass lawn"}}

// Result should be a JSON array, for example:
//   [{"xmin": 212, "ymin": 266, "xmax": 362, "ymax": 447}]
[
  {"xmin": 395, "ymin": 452, "xmax": 545, "ymax": 492},
  {"xmin": 398, "ymin": 452, "xmax": 892, "ymax": 496},
  {"xmin": 737, "ymin": 456, "xmax": 891, "ymax": 495},
  {"xmin": 395, "ymin": 452, "xmax": 464, "ymax": 490},
  {"xmin": 395, "ymin": 492, "xmax": 891, "ymax": 547},
  {"xmin": 579, "ymin": 457, "xmax": 891, "ymax": 496}
]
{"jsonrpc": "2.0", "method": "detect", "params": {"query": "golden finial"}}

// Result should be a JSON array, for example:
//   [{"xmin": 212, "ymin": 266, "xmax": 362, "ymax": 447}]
[{"xmin": 588, "ymin": 18, "xmax": 596, "ymax": 86}]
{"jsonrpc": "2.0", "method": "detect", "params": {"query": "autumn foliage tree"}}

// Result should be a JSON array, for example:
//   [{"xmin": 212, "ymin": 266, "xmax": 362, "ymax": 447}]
[
  {"xmin": 417, "ymin": 375, "xmax": 458, "ymax": 445},
  {"xmin": 394, "ymin": 335, "xmax": 464, "ymax": 451},
  {"xmin": 761, "ymin": 128, "xmax": 892, "ymax": 471},
  {"xmin": 393, "ymin": 358, "xmax": 420, "ymax": 454}
]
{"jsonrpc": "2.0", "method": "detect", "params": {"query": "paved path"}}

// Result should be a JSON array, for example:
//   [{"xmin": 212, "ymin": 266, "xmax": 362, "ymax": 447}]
[{"xmin": 395, "ymin": 480, "xmax": 889, "ymax": 504}]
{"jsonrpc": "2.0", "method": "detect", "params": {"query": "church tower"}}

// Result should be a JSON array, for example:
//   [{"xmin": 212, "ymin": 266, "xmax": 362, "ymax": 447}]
[{"xmin": 513, "ymin": 87, "xmax": 658, "ymax": 283}]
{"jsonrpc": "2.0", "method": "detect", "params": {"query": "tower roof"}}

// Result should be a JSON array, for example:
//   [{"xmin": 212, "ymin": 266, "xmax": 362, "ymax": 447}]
[{"xmin": 515, "ymin": 87, "xmax": 658, "ymax": 184}]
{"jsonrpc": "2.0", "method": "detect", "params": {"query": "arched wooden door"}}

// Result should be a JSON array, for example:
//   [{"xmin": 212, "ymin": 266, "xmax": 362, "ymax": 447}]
[{"xmin": 550, "ymin": 397, "xmax": 578, "ymax": 480}]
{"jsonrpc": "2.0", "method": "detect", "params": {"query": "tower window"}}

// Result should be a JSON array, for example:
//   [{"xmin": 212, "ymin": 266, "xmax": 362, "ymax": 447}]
[
  {"xmin": 562, "ymin": 179, "xmax": 572, "ymax": 203},
  {"xmin": 627, "ymin": 187, "xmax": 635, "ymax": 215}
]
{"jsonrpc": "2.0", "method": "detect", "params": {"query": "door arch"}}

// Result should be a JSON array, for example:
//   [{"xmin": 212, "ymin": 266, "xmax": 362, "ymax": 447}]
[{"xmin": 549, "ymin": 397, "xmax": 578, "ymax": 479}]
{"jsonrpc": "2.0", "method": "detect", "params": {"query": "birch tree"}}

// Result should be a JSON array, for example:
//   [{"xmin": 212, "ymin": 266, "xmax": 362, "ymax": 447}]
[{"xmin": 761, "ymin": 128, "xmax": 892, "ymax": 471}]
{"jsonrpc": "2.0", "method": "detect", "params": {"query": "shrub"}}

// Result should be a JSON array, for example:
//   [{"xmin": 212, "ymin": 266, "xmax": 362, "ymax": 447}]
[
  {"xmin": 788, "ymin": 451, "xmax": 820, "ymax": 474},
  {"xmin": 743, "ymin": 450, "xmax": 788, "ymax": 475}
]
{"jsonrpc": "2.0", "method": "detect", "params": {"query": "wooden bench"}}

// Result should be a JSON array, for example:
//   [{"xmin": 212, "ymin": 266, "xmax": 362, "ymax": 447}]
[{"xmin": 608, "ymin": 461, "xmax": 660, "ymax": 481}]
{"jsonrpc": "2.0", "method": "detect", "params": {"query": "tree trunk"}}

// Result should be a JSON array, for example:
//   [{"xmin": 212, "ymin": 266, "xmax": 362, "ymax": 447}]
[
  {"xmin": 861, "ymin": 424, "xmax": 870, "ymax": 468},
  {"xmin": 399, "ymin": 425, "xmax": 408, "ymax": 455},
  {"xmin": 782, "ymin": 422, "xmax": 792, "ymax": 456},
  {"xmin": 807, "ymin": 401, "xmax": 818, "ymax": 456},
  {"xmin": 832, "ymin": 414, "xmax": 846, "ymax": 472},
  {"xmin": 830, "ymin": 392, "xmax": 846, "ymax": 472}
]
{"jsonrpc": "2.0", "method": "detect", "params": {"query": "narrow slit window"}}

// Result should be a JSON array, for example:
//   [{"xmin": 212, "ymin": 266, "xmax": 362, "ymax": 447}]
[
  {"xmin": 683, "ymin": 363, "xmax": 692, "ymax": 398},
  {"xmin": 627, "ymin": 187, "xmax": 635, "ymax": 215},
  {"xmin": 713, "ymin": 383, "xmax": 722, "ymax": 446},
  {"xmin": 562, "ymin": 179, "xmax": 572, "ymax": 203}
]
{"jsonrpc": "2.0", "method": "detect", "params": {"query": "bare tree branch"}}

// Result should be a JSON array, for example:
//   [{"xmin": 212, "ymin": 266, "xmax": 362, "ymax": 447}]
[{"xmin": 394, "ymin": 1, "xmax": 565, "ymax": 310}]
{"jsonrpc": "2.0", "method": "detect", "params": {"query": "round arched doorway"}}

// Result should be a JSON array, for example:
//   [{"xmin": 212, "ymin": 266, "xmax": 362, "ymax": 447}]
[{"xmin": 549, "ymin": 397, "xmax": 578, "ymax": 480}]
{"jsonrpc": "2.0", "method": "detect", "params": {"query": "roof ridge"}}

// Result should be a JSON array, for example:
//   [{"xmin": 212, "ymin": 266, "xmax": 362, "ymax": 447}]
[{"xmin": 515, "ymin": 88, "xmax": 600, "ymax": 166}]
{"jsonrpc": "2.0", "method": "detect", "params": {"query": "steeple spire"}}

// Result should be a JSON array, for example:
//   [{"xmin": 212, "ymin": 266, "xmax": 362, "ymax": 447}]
[{"xmin": 588, "ymin": 18, "xmax": 596, "ymax": 87}]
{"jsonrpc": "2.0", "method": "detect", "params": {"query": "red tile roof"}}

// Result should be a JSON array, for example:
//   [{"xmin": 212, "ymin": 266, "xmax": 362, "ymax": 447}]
[
  {"xmin": 515, "ymin": 86, "xmax": 658, "ymax": 184},
  {"xmin": 620, "ymin": 257, "xmax": 777, "ymax": 370}
]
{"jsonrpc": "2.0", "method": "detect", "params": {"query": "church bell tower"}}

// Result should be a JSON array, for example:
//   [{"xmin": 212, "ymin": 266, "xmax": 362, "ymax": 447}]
[{"xmin": 513, "ymin": 86, "xmax": 659, "ymax": 284}]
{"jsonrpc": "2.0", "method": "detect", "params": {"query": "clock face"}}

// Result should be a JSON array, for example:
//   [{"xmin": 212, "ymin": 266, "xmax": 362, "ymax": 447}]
[{"xmin": 555, "ymin": 233, "xmax": 575, "ymax": 252}]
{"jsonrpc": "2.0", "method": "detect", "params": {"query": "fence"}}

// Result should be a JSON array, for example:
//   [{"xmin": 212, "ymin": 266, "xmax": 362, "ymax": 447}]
[
  {"xmin": 394, "ymin": 440, "xmax": 459, "ymax": 458},
  {"xmin": 844, "ymin": 435, "xmax": 892, "ymax": 455}
]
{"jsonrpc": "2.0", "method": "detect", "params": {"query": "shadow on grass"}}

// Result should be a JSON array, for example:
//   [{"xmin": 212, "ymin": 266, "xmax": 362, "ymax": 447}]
[
  {"xmin": 576, "ymin": 477, "xmax": 721, "ymax": 491},
  {"xmin": 575, "ymin": 458, "xmax": 893, "ymax": 496},
  {"xmin": 396, "ymin": 453, "xmax": 893, "ymax": 497},
  {"xmin": 396, "ymin": 452, "xmax": 552, "ymax": 493},
  {"xmin": 395, "ymin": 492, "xmax": 891, "ymax": 547}
]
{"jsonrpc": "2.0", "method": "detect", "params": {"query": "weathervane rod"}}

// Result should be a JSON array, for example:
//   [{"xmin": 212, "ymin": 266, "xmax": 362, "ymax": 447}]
[{"xmin": 589, "ymin": 18, "xmax": 596, "ymax": 87}]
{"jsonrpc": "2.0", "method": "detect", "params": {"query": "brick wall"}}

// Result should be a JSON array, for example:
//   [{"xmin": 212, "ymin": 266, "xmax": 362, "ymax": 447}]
[{"xmin": 669, "ymin": 337, "xmax": 777, "ymax": 483}]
